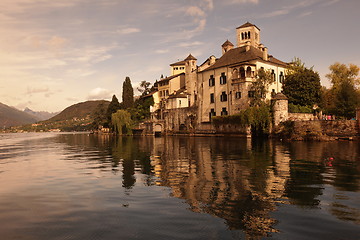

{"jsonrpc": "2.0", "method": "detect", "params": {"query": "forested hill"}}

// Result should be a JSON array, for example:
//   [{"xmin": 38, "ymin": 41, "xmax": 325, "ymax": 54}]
[
  {"xmin": 49, "ymin": 100, "xmax": 110, "ymax": 122},
  {"xmin": 0, "ymin": 102, "xmax": 39, "ymax": 127}
]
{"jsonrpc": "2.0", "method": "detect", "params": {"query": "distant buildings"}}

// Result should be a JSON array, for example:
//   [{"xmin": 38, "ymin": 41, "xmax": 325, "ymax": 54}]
[{"xmin": 149, "ymin": 22, "xmax": 288, "ymax": 134}]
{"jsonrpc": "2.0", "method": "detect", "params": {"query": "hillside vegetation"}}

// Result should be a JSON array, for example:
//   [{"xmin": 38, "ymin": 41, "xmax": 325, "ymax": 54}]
[
  {"xmin": 0, "ymin": 102, "xmax": 39, "ymax": 128},
  {"xmin": 13, "ymin": 100, "xmax": 109, "ymax": 132}
]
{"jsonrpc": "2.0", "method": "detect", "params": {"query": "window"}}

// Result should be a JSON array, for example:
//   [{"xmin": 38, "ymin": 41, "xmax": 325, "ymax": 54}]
[
  {"xmin": 279, "ymin": 72, "xmax": 284, "ymax": 83},
  {"xmin": 210, "ymin": 93, "xmax": 215, "ymax": 103},
  {"xmin": 209, "ymin": 108, "xmax": 216, "ymax": 121},
  {"xmin": 240, "ymin": 67, "xmax": 246, "ymax": 79},
  {"xmin": 221, "ymin": 107, "xmax": 228, "ymax": 116},
  {"xmin": 220, "ymin": 72, "xmax": 227, "ymax": 84},
  {"xmin": 235, "ymin": 91, "xmax": 241, "ymax": 99},
  {"xmin": 246, "ymin": 66, "xmax": 252, "ymax": 78},
  {"xmin": 165, "ymin": 90, "xmax": 169, "ymax": 96},
  {"xmin": 220, "ymin": 91, "xmax": 227, "ymax": 102},
  {"xmin": 209, "ymin": 75, "xmax": 215, "ymax": 86},
  {"xmin": 248, "ymin": 91, "xmax": 255, "ymax": 98},
  {"xmin": 271, "ymin": 89, "xmax": 276, "ymax": 97},
  {"xmin": 271, "ymin": 69, "xmax": 276, "ymax": 81},
  {"xmin": 179, "ymin": 100, "xmax": 181, "ymax": 106}
]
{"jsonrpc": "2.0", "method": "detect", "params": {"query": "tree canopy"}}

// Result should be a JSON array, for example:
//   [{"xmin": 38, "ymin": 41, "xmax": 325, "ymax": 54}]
[
  {"xmin": 137, "ymin": 81, "xmax": 151, "ymax": 96},
  {"xmin": 106, "ymin": 95, "xmax": 121, "ymax": 126},
  {"xmin": 322, "ymin": 63, "xmax": 360, "ymax": 118},
  {"xmin": 111, "ymin": 110, "xmax": 133, "ymax": 135},
  {"xmin": 122, "ymin": 76, "xmax": 134, "ymax": 109},
  {"xmin": 326, "ymin": 62, "xmax": 359, "ymax": 89},
  {"xmin": 282, "ymin": 58, "xmax": 321, "ymax": 107},
  {"xmin": 250, "ymin": 68, "xmax": 274, "ymax": 107}
]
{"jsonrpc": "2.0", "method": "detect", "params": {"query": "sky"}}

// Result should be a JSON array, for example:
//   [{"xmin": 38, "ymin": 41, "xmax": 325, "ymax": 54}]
[{"xmin": 0, "ymin": 0, "xmax": 359, "ymax": 112}]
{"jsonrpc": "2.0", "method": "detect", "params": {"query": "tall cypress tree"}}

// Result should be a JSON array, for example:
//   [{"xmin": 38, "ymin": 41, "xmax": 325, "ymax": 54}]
[
  {"xmin": 106, "ymin": 95, "xmax": 121, "ymax": 126},
  {"xmin": 122, "ymin": 76, "xmax": 134, "ymax": 109}
]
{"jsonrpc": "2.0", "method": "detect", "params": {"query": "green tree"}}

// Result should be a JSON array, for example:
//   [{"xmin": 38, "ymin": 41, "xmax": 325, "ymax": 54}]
[
  {"xmin": 122, "ymin": 76, "xmax": 134, "ymax": 109},
  {"xmin": 129, "ymin": 95, "xmax": 154, "ymax": 122},
  {"xmin": 92, "ymin": 102, "xmax": 108, "ymax": 129},
  {"xmin": 106, "ymin": 95, "xmax": 121, "ymax": 127},
  {"xmin": 325, "ymin": 63, "xmax": 360, "ymax": 118},
  {"xmin": 137, "ymin": 81, "xmax": 151, "ymax": 96},
  {"xmin": 326, "ymin": 63, "xmax": 359, "ymax": 89},
  {"xmin": 283, "ymin": 58, "xmax": 321, "ymax": 107},
  {"xmin": 111, "ymin": 109, "xmax": 133, "ymax": 135},
  {"xmin": 250, "ymin": 68, "xmax": 274, "ymax": 107}
]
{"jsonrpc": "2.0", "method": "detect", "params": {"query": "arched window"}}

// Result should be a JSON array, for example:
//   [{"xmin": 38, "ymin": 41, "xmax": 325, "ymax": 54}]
[
  {"xmin": 232, "ymin": 68, "xmax": 238, "ymax": 79},
  {"xmin": 246, "ymin": 66, "xmax": 252, "ymax": 78},
  {"xmin": 240, "ymin": 67, "xmax": 246, "ymax": 79},
  {"xmin": 248, "ymin": 31, "xmax": 251, "ymax": 39},
  {"xmin": 241, "ymin": 32, "xmax": 244, "ymax": 40}
]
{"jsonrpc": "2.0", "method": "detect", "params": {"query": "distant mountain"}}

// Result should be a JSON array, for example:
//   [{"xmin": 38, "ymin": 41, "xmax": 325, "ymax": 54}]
[
  {"xmin": 49, "ymin": 100, "xmax": 110, "ymax": 122},
  {"xmin": 24, "ymin": 107, "xmax": 58, "ymax": 121},
  {"xmin": 0, "ymin": 102, "xmax": 39, "ymax": 128}
]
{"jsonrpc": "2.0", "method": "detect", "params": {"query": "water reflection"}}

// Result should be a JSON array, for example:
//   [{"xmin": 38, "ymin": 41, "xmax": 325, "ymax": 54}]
[{"xmin": 50, "ymin": 134, "xmax": 360, "ymax": 239}]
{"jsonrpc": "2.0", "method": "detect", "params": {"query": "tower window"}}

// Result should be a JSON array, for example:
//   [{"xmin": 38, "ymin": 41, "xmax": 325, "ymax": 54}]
[
  {"xmin": 220, "ymin": 72, "xmax": 227, "ymax": 84},
  {"xmin": 210, "ymin": 93, "xmax": 215, "ymax": 103},
  {"xmin": 221, "ymin": 107, "xmax": 228, "ymax": 116},
  {"xmin": 209, "ymin": 75, "xmax": 215, "ymax": 86},
  {"xmin": 279, "ymin": 72, "xmax": 284, "ymax": 83},
  {"xmin": 209, "ymin": 108, "xmax": 216, "ymax": 121},
  {"xmin": 271, "ymin": 69, "xmax": 276, "ymax": 81},
  {"xmin": 220, "ymin": 91, "xmax": 227, "ymax": 102},
  {"xmin": 248, "ymin": 91, "xmax": 255, "ymax": 98}
]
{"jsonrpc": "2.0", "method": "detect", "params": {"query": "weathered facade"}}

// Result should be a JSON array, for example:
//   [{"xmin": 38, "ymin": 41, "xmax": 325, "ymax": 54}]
[{"xmin": 149, "ymin": 22, "xmax": 288, "ymax": 135}]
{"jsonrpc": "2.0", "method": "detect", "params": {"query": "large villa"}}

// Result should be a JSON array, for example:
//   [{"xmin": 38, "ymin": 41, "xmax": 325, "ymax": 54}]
[{"xmin": 148, "ymin": 22, "xmax": 288, "ymax": 134}]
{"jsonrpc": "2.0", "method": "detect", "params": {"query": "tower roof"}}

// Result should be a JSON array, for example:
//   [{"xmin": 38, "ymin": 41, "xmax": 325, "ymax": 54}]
[
  {"xmin": 236, "ymin": 22, "xmax": 260, "ymax": 30},
  {"xmin": 184, "ymin": 54, "xmax": 197, "ymax": 61},
  {"xmin": 222, "ymin": 39, "xmax": 234, "ymax": 47}
]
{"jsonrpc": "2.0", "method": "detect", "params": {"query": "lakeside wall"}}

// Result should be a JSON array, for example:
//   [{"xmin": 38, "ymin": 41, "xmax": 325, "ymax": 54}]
[{"xmin": 289, "ymin": 120, "xmax": 358, "ymax": 140}]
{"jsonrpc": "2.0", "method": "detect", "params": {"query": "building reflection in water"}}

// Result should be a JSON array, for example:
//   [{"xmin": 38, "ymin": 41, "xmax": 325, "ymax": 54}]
[
  {"xmin": 56, "ymin": 134, "xmax": 360, "ymax": 239},
  {"xmin": 150, "ymin": 137, "xmax": 292, "ymax": 239}
]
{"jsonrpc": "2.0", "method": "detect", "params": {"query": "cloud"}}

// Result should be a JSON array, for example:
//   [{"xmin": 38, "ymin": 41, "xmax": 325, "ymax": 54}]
[
  {"xmin": 155, "ymin": 49, "xmax": 169, "ymax": 54},
  {"xmin": 178, "ymin": 41, "xmax": 204, "ymax": 48},
  {"xmin": 117, "ymin": 27, "xmax": 141, "ymax": 35},
  {"xmin": 225, "ymin": 0, "xmax": 259, "ymax": 5},
  {"xmin": 186, "ymin": 6, "xmax": 206, "ymax": 18},
  {"xmin": 201, "ymin": 0, "xmax": 214, "ymax": 10},
  {"xmin": 26, "ymin": 86, "xmax": 49, "ymax": 95},
  {"xmin": 87, "ymin": 88, "xmax": 113, "ymax": 100},
  {"xmin": 261, "ymin": 0, "xmax": 316, "ymax": 18}
]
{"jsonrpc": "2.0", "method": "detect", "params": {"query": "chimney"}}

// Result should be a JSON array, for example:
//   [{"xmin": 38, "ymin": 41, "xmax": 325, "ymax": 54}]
[{"xmin": 262, "ymin": 47, "xmax": 268, "ymax": 61}]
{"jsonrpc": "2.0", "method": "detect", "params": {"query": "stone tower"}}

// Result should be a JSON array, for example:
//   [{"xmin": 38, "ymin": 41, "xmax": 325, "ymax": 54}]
[
  {"xmin": 221, "ymin": 39, "xmax": 234, "ymax": 55},
  {"xmin": 184, "ymin": 54, "xmax": 197, "ymax": 106},
  {"xmin": 272, "ymin": 93, "xmax": 288, "ymax": 127},
  {"xmin": 236, "ymin": 22, "xmax": 260, "ymax": 48}
]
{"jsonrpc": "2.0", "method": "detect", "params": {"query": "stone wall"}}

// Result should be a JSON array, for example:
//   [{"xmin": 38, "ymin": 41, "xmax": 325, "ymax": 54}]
[
  {"xmin": 163, "ymin": 107, "xmax": 197, "ymax": 134},
  {"xmin": 291, "ymin": 120, "xmax": 358, "ymax": 140},
  {"xmin": 288, "ymin": 113, "xmax": 316, "ymax": 121}
]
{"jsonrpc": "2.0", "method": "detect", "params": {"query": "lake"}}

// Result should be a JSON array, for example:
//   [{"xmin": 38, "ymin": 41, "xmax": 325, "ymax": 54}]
[{"xmin": 0, "ymin": 133, "xmax": 359, "ymax": 239}]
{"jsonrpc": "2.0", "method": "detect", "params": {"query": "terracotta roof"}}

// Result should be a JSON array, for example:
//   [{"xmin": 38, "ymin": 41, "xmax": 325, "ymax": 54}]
[
  {"xmin": 236, "ymin": 22, "xmax": 260, "ymax": 31},
  {"xmin": 200, "ymin": 46, "xmax": 287, "ymax": 72},
  {"xmin": 184, "ymin": 54, "xmax": 197, "ymax": 61},
  {"xmin": 222, "ymin": 39, "xmax": 234, "ymax": 47},
  {"xmin": 168, "ymin": 88, "xmax": 189, "ymax": 99},
  {"xmin": 157, "ymin": 73, "xmax": 184, "ymax": 83},
  {"xmin": 170, "ymin": 60, "xmax": 186, "ymax": 66}
]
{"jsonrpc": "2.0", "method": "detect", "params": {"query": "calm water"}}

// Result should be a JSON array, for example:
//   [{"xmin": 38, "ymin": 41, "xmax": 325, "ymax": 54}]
[{"xmin": 0, "ymin": 133, "xmax": 359, "ymax": 240}]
